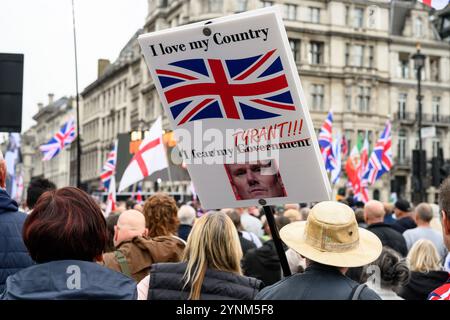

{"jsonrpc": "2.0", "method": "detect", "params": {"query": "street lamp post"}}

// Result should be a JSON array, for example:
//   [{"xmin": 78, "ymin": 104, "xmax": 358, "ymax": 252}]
[{"xmin": 412, "ymin": 43, "xmax": 426, "ymax": 203}]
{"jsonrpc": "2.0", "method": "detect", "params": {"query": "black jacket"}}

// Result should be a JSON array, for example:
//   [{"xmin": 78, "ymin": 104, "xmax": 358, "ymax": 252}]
[
  {"xmin": 0, "ymin": 189, "xmax": 34, "ymax": 293},
  {"xmin": 177, "ymin": 224, "xmax": 192, "ymax": 241},
  {"xmin": 367, "ymin": 223, "xmax": 408, "ymax": 257},
  {"xmin": 390, "ymin": 217, "xmax": 417, "ymax": 234},
  {"xmin": 242, "ymin": 240, "xmax": 282, "ymax": 286},
  {"xmin": 148, "ymin": 262, "xmax": 262, "ymax": 300},
  {"xmin": 239, "ymin": 231, "xmax": 257, "ymax": 256},
  {"xmin": 255, "ymin": 263, "xmax": 381, "ymax": 300},
  {"xmin": 398, "ymin": 271, "xmax": 450, "ymax": 300},
  {"xmin": 1, "ymin": 260, "xmax": 137, "ymax": 300}
]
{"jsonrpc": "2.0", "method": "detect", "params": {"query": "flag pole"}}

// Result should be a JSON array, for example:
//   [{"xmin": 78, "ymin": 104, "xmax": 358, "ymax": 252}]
[{"xmin": 71, "ymin": 0, "xmax": 82, "ymax": 189}]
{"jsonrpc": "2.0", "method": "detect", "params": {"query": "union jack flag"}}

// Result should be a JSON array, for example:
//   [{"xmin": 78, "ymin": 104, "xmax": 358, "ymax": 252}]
[
  {"xmin": 100, "ymin": 141, "xmax": 117, "ymax": 191},
  {"xmin": 155, "ymin": 49, "xmax": 296, "ymax": 125},
  {"xmin": 39, "ymin": 118, "xmax": 76, "ymax": 161},
  {"xmin": 318, "ymin": 110, "xmax": 333, "ymax": 164},
  {"xmin": 363, "ymin": 121, "xmax": 393, "ymax": 185}
]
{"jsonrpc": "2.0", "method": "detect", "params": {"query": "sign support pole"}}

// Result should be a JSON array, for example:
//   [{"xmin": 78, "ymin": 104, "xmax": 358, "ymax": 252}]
[{"xmin": 262, "ymin": 205, "xmax": 292, "ymax": 277}]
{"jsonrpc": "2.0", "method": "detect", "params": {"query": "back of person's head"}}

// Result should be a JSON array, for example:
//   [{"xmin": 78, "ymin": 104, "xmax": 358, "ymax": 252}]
[
  {"xmin": 224, "ymin": 209, "xmax": 241, "ymax": 230},
  {"xmin": 364, "ymin": 200, "xmax": 385, "ymax": 224},
  {"xmin": 125, "ymin": 199, "xmax": 137, "ymax": 210},
  {"xmin": 300, "ymin": 207, "xmax": 310, "ymax": 221},
  {"xmin": 182, "ymin": 211, "xmax": 242, "ymax": 300},
  {"xmin": 407, "ymin": 239, "xmax": 442, "ymax": 273},
  {"xmin": 26, "ymin": 177, "xmax": 56, "ymax": 210},
  {"xmin": 283, "ymin": 209, "xmax": 301, "ymax": 222},
  {"xmin": 276, "ymin": 215, "xmax": 291, "ymax": 229},
  {"xmin": 362, "ymin": 247, "xmax": 410, "ymax": 289},
  {"xmin": 143, "ymin": 192, "xmax": 179, "ymax": 237},
  {"xmin": 23, "ymin": 187, "xmax": 107, "ymax": 263},
  {"xmin": 284, "ymin": 203, "xmax": 300, "ymax": 211},
  {"xmin": 354, "ymin": 208, "xmax": 365, "ymax": 224},
  {"xmin": 178, "ymin": 205, "xmax": 196, "ymax": 226},
  {"xmin": 440, "ymin": 177, "xmax": 450, "ymax": 216},
  {"xmin": 105, "ymin": 213, "xmax": 120, "ymax": 252},
  {"xmin": 415, "ymin": 202, "xmax": 433, "ymax": 223}
]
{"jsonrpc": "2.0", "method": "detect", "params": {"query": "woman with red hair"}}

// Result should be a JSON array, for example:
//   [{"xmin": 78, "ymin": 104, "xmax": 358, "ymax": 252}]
[{"xmin": 1, "ymin": 187, "xmax": 137, "ymax": 299}]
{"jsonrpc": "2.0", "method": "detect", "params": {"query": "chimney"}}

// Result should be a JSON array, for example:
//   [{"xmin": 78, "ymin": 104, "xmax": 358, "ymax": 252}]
[
  {"xmin": 48, "ymin": 93, "xmax": 54, "ymax": 105},
  {"xmin": 97, "ymin": 59, "xmax": 111, "ymax": 78},
  {"xmin": 37, "ymin": 103, "xmax": 44, "ymax": 110}
]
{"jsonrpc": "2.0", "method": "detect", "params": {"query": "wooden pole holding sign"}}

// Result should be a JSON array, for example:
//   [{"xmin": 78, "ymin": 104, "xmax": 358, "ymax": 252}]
[{"xmin": 262, "ymin": 204, "xmax": 291, "ymax": 277}]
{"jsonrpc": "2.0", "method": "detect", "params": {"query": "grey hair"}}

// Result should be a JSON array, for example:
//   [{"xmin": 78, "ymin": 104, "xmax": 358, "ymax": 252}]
[{"xmin": 177, "ymin": 205, "xmax": 196, "ymax": 225}]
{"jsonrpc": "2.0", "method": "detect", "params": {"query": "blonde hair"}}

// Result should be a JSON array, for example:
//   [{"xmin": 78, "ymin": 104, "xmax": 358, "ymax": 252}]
[
  {"xmin": 182, "ymin": 211, "xmax": 243, "ymax": 300},
  {"xmin": 407, "ymin": 239, "xmax": 442, "ymax": 273}
]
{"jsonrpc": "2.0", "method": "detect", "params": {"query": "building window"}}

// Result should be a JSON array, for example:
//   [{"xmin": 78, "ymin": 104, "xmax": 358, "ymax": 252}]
[
  {"xmin": 414, "ymin": 18, "xmax": 423, "ymax": 38},
  {"xmin": 308, "ymin": 7, "xmax": 320, "ymax": 23},
  {"xmin": 432, "ymin": 96, "xmax": 441, "ymax": 122},
  {"xmin": 398, "ymin": 129, "xmax": 406, "ymax": 163},
  {"xmin": 398, "ymin": 93, "xmax": 407, "ymax": 120},
  {"xmin": 311, "ymin": 84, "xmax": 324, "ymax": 110},
  {"xmin": 430, "ymin": 57, "xmax": 440, "ymax": 81},
  {"xmin": 353, "ymin": 45, "xmax": 364, "ymax": 67},
  {"xmin": 284, "ymin": 3, "xmax": 297, "ymax": 20},
  {"xmin": 368, "ymin": 46, "xmax": 374, "ymax": 68},
  {"xmin": 260, "ymin": 0, "xmax": 273, "ymax": 7},
  {"xmin": 236, "ymin": 0, "xmax": 247, "ymax": 12},
  {"xmin": 345, "ymin": 44, "xmax": 350, "ymax": 66},
  {"xmin": 353, "ymin": 8, "xmax": 364, "ymax": 28},
  {"xmin": 345, "ymin": 129, "xmax": 353, "ymax": 154},
  {"xmin": 289, "ymin": 39, "xmax": 300, "ymax": 62},
  {"xmin": 203, "ymin": 0, "xmax": 223, "ymax": 13},
  {"xmin": 345, "ymin": 86, "xmax": 352, "ymax": 111},
  {"xmin": 398, "ymin": 52, "xmax": 410, "ymax": 79},
  {"xmin": 309, "ymin": 41, "xmax": 324, "ymax": 65},
  {"xmin": 357, "ymin": 86, "xmax": 370, "ymax": 112}
]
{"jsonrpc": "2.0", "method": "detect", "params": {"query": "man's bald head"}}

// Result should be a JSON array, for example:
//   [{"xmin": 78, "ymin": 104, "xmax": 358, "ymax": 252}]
[
  {"xmin": 364, "ymin": 200, "xmax": 385, "ymax": 225},
  {"xmin": 114, "ymin": 209, "xmax": 147, "ymax": 247}
]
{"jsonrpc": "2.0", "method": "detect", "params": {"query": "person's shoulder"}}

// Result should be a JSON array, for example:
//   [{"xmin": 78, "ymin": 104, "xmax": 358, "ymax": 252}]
[{"xmin": 359, "ymin": 284, "xmax": 382, "ymax": 300}]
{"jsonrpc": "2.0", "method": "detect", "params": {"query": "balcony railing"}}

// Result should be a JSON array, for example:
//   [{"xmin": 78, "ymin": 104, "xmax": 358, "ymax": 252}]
[
  {"xmin": 393, "ymin": 111, "xmax": 415, "ymax": 123},
  {"xmin": 395, "ymin": 156, "xmax": 411, "ymax": 168},
  {"xmin": 422, "ymin": 113, "xmax": 450, "ymax": 126}
]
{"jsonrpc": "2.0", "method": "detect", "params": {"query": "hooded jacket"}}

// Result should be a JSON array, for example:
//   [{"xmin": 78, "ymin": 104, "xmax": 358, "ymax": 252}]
[
  {"xmin": 1, "ymin": 260, "xmax": 137, "ymax": 300},
  {"xmin": 0, "ymin": 188, "xmax": 34, "ymax": 292},
  {"xmin": 399, "ymin": 271, "xmax": 450, "ymax": 300},
  {"xmin": 102, "ymin": 235, "xmax": 185, "ymax": 282}
]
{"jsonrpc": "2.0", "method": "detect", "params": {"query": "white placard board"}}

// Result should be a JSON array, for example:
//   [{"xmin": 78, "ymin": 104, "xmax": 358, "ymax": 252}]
[{"xmin": 138, "ymin": 7, "xmax": 331, "ymax": 209}]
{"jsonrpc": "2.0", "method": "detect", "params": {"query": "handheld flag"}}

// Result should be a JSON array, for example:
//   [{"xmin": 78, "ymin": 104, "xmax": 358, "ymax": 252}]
[
  {"xmin": 363, "ymin": 121, "xmax": 393, "ymax": 185},
  {"xmin": 100, "ymin": 141, "xmax": 118, "ymax": 191},
  {"xmin": 105, "ymin": 175, "xmax": 116, "ymax": 217},
  {"xmin": 118, "ymin": 116, "xmax": 168, "ymax": 192},
  {"xmin": 318, "ymin": 110, "xmax": 333, "ymax": 163},
  {"xmin": 330, "ymin": 133, "xmax": 342, "ymax": 185},
  {"xmin": 39, "ymin": 118, "xmax": 76, "ymax": 161}
]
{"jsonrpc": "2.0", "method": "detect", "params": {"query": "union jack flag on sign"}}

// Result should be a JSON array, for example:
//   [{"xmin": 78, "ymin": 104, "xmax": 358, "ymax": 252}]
[
  {"xmin": 156, "ymin": 49, "xmax": 296, "ymax": 125},
  {"xmin": 39, "ymin": 118, "xmax": 76, "ymax": 161},
  {"xmin": 363, "ymin": 121, "xmax": 393, "ymax": 185},
  {"xmin": 100, "ymin": 141, "xmax": 118, "ymax": 191}
]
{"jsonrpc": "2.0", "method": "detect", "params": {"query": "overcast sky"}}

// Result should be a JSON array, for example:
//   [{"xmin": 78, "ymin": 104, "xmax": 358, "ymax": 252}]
[{"xmin": 0, "ymin": 0, "xmax": 148, "ymax": 133}]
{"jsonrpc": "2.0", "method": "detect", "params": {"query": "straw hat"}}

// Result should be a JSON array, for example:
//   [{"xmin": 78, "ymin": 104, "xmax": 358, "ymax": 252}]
[{"xmin": 280, "ymin": 201, "xmax": 382, "ymax": 268}]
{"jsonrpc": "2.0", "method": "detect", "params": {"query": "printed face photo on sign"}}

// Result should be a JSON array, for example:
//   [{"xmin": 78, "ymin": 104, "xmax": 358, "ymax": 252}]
[{"xmin": 224, "ymin": 159, "xmax": 287, "ymax": 201}]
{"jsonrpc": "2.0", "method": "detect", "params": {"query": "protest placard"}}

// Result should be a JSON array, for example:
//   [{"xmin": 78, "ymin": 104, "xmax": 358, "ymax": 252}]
[{"xmin": 138, "ymin": 6, "xmax": 331, "ymax": 209}]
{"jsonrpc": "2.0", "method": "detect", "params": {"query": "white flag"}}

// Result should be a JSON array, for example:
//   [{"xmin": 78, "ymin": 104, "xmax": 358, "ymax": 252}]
[
  {"xmin": 118, "ymin": 116, "xmax": 168, "ymax": 192},
  {"xmin": 330, "ymin": 133, "xmax": 342, "ymax": 185},
  {"xmin": 105, "ymin": 175, "xmax": 116, "ymax": 217}
]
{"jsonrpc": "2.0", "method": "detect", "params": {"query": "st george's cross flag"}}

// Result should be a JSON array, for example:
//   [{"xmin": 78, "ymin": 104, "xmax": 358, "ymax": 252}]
[
  {"xmin": 418, "ymin": 0, "xmax": 449, "ymax": 10},
  {"xmin": 118, "ymin": 116, "xmax": 168, "ymax": 192},
  {"xmin": 39, "ymin": 118, "xmax": 76, "ymax": 161}
]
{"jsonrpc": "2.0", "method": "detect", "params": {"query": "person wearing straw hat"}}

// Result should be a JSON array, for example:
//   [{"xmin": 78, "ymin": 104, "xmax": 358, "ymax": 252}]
[{"xmin": 255, "ymin": 201, "xmax": 383, "ymax": 300}]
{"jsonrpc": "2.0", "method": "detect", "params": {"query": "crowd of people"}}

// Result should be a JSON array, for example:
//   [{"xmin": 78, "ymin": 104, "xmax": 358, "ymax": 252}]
[{"xmin": 1, "ymin": 149, "xmax": 449, "ymax": 300}]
